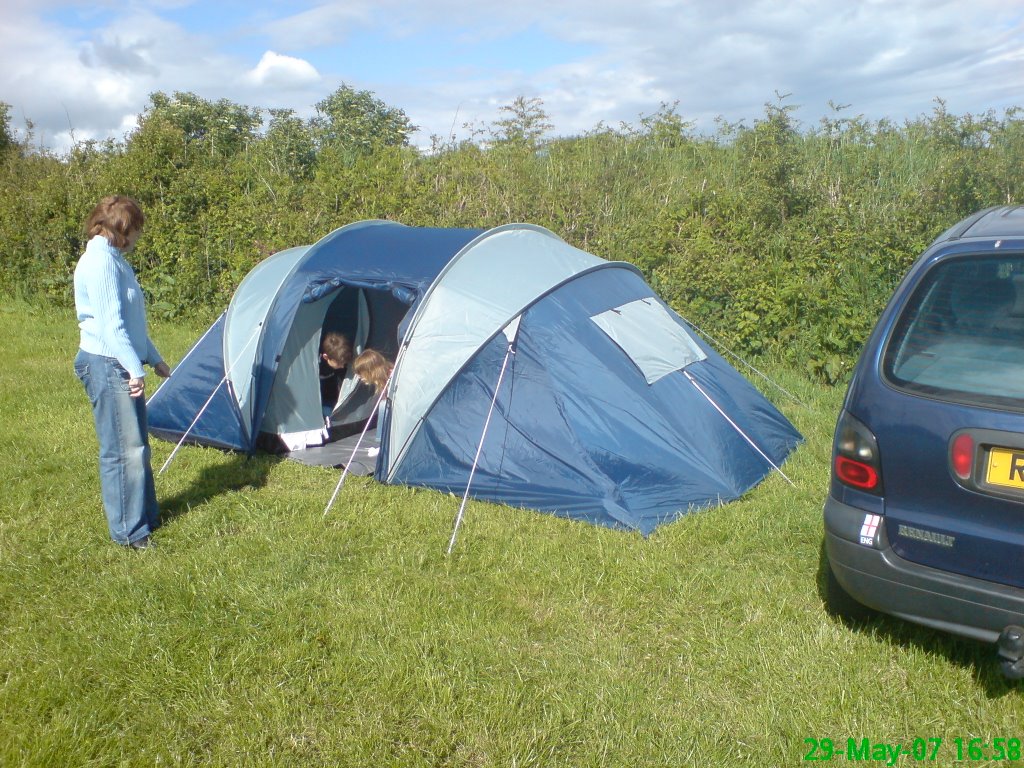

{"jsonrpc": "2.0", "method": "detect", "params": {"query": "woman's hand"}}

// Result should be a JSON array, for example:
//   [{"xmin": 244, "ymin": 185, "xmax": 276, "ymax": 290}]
[
  {"xmin": 154, "ymin": 361, "xmax": 171, "ymax": 378},
  {"xmin": 129, "ymin": 377, "xmax": 145, "ymax": 398}
]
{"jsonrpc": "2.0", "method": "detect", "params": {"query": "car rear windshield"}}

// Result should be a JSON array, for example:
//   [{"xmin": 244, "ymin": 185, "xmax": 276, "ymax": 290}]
[{"xmin": 883, "ymin": 254, "xmax": 1024, "ymax": 410}]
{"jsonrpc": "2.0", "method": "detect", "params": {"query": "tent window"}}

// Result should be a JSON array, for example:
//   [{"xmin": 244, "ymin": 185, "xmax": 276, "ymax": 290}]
[{"xmin": 591, "ymin": 298, "xmax": 706, "ymax": 384}]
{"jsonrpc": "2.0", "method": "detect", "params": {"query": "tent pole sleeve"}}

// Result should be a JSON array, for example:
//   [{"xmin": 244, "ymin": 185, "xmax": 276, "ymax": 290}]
[
  {"xmin": 447, "ymin": 337, "xmax": 516, "ymax": 555},
  {"xmin": 157, "ymin": 321, "xmax": 263, "ymax": 475},
  {"xmin": 322, "ymin": 369, "xmax": 394, "ymax": 517},
  {"xmin": 683, "ymin": 370, "xmax": 794, "ymax": 486}
]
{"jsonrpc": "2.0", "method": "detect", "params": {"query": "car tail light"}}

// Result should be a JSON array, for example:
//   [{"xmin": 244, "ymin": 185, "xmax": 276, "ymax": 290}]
[
  {"xmin": 950, "ymin": 433, "xmax": 974, "ymax": 480},
  {"xmin": 833, "ymin": 410, "xmax": 883, "ymax": 494}
]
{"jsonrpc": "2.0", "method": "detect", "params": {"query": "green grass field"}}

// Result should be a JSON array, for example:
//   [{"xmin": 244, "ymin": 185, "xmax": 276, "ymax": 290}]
[{"xmin": 1, "ymin": 303, "xmax": 1020, "ymax": 767}]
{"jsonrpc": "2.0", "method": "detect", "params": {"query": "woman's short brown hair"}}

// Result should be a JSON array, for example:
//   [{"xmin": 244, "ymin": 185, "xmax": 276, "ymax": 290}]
[{"xmin": 85, "ymin": 195, "xmax": 145, "ymax": 250}]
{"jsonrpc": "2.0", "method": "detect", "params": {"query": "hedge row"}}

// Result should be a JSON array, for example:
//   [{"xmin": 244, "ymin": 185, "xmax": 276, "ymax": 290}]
[{"xmin": 2, "ymin": 91, "xmax": 1022, "ymax": 382}]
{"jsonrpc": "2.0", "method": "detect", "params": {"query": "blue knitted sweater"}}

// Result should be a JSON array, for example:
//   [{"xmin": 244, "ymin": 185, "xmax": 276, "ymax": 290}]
[{"xmin": 73, "ymin": 235, "xmax": 162, "ymax": 379}]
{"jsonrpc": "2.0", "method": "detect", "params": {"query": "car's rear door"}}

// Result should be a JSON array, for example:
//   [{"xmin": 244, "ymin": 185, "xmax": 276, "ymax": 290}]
[{"xmin": 872, "ymin": 250, "xmax": 1024, "ymax": 588}]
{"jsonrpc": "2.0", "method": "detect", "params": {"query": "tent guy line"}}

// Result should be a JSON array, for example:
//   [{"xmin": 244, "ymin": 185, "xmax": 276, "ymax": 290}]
[
  {"xmin": 680, "ymin": 316, "xmax": 808, "ymax": 409},
  {"xmin": 448, "ymin": 319, "xmax": 521, "ymax": 554},
  {"xmin": 683, "ymin": 369, "xmax": 794, "ymax": 486},
  {"xmin": 155, "ymin": 320, "xmax": 264, "ymax": 475},
  {"xmin": 323, "ymin": 372, "xmax": 393, "ymax": 518}
]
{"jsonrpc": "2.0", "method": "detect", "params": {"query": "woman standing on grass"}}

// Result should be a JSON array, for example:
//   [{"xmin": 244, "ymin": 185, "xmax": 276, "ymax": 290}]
[{"xmin": 73, "ymin": 196, "xmax": 170, "ymax": 550}]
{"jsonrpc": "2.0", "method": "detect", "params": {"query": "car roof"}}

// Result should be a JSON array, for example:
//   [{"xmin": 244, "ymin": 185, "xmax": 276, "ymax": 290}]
[{"xmin": 936, "ymin": 205, "xmax": 1024, "ymax": 243}]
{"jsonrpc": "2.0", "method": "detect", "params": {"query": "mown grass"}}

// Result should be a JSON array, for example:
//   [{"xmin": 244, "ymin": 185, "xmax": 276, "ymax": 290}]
[{"xmin": 0, "ymin": 303, "xmax": 1020, "ymax": 767}]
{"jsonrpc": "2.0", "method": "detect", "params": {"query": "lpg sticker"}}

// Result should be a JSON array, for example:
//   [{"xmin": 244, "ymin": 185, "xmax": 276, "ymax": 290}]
[{"xmin": 859, "ymin": 514, "xmax": 881, "ymax": 546}]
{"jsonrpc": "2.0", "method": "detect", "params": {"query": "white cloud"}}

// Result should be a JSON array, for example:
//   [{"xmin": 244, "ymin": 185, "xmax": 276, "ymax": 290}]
[
  {"xmin": 245, "ymin": 51, "xmax": 321, "ymax": 88},
  {"xmin": 259, "ymin": 3, "xmax": 373, "ymax": 50},
  {"xmin": 1, "ymin": 0, "xmax": 1022, "ymax": 155}
]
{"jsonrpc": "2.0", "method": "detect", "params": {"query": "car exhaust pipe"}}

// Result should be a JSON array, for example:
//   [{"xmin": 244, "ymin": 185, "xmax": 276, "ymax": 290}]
[{"xmin": 997, "ymin": 625, "xmax": 1024, "ymax": 680}]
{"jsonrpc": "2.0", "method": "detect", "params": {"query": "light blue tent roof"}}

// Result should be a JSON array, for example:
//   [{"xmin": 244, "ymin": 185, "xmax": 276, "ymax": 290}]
[
  {"xmin": 386, "ymin": 225, "xmax": 607, "ymax": 478},
  {"xmin": 223, "ymin": 244, "xmax": 310, "ymax": 441}
]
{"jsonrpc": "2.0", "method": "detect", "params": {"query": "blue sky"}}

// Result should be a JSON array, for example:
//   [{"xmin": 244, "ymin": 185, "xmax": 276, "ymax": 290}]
[{"xmin": 4, "ymin": 0, "xmax": 1023, "ymax": 153}]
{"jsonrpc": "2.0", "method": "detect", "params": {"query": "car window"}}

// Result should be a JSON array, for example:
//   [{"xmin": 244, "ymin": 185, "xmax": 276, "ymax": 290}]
[{"xmin": 883, "ymin": 254, "xmax": 1024, "ymax": 409}]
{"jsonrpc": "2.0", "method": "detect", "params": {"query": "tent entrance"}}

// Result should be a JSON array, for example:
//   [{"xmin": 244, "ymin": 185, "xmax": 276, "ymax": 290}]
[
  {"xmin": 263, "ymin": 283, "xmax": 409, "ymax": 457},
  {"xmin": 281, "ymin": 429, "xmax": 381, "ymax": 473}
]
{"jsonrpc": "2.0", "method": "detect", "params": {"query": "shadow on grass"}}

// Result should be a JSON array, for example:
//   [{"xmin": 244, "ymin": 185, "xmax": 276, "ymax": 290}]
[
  {"xmin": 159, "ymin": 452, "xmax": 279, "ymax": 522},
  {"xmin": 815, "ymin": 542, "xmax": 1021, "ymax": 697}
]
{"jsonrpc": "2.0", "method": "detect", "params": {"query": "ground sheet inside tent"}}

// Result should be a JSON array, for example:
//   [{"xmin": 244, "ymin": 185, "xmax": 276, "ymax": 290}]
[{"xmin": 282, "ymin": 430, "xmax": 380, "ymax": 475}]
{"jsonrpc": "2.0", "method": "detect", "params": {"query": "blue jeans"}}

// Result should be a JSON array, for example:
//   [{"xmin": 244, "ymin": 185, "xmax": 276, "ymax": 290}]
[{"xmin": 74, "ymin": 350, "xmax": 160, "ymax": 545}]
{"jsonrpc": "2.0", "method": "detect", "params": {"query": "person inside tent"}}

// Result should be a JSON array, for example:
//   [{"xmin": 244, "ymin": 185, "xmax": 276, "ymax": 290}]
[
  {"xmin": 319, "ymin": 331, "xmax": 353, "ymax": 415},
  {"xmin": 353, "ymin": 348, "xmax": 394, "ymax": 428},
  {"xmin": 354, "ymin": 348, "xmax": 393, "ymax": 394}
]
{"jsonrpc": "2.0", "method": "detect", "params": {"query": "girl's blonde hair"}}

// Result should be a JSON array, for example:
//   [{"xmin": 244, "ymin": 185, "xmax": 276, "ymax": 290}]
[{"xmin": 354, "ymin": 348, "xmax": 393, "ymax": 394}]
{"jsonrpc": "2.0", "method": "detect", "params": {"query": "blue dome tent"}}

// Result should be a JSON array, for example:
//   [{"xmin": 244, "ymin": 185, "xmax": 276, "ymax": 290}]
[{"xmin": 148, "ymin": 221, "xmax": 802, "ymax": 534}]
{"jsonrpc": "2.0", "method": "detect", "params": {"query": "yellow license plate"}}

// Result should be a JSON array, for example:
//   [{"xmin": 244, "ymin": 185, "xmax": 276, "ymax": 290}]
[{"xmin": 986, "ymin": 447, "xmax": 1024, "ymax": 490}]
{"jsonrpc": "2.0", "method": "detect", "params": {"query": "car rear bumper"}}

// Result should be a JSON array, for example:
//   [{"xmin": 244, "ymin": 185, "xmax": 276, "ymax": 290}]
[{"xmin": 824, "ymin": 495, "xmax": 1024, "ymax": 644}]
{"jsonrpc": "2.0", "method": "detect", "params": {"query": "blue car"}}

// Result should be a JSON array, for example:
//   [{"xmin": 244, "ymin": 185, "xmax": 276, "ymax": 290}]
[{"xmin": 823, "ymin": 205, "xmax": 1024, "ymax": 678}]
